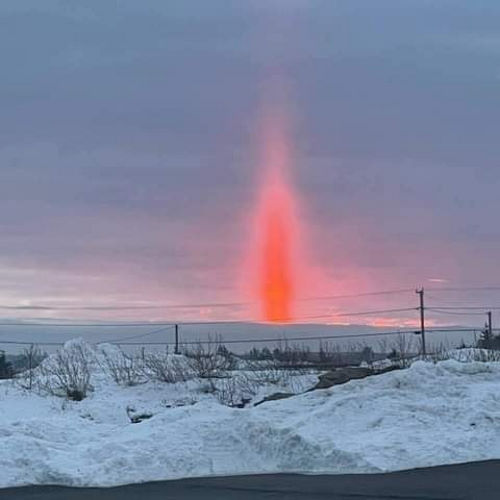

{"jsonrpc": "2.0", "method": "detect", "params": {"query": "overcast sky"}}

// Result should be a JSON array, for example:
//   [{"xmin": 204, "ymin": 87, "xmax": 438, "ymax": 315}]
[{"xmin": 1, "ymin": 1, "xmax": 499, "ymax": 323}]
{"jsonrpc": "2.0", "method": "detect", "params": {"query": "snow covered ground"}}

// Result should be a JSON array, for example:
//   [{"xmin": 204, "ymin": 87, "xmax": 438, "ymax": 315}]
[{"xmin": 1, "ymin": 341, "xmax": 500, "ymax": 488}]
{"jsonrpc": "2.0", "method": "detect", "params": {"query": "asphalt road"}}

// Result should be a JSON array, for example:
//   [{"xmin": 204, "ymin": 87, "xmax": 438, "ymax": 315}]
[{"xmin": 3, "ymin": 460, "xmax": 499, "ymax": 500}]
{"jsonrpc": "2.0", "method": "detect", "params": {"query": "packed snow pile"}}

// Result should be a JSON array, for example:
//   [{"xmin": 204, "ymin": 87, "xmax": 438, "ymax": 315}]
[{"xmin": 0, "ymin": 340, "xmax": 499, "ymax": 487}]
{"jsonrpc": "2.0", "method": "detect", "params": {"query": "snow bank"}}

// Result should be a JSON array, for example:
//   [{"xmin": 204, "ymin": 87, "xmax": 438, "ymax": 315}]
[{"xmin": 1, "ymin": 343, "xmax": 500, "ymax": 487}]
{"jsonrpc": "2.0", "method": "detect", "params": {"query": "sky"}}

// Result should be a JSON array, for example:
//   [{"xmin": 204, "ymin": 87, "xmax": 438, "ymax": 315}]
[{"xmin": 1, "ymin": 0, "xmax": 500, "ymax": 325}]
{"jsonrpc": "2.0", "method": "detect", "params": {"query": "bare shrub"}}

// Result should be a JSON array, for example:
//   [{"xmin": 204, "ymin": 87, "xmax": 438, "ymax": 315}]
[
  {"xmin": 216, "ymin": 343, "xmax": 238, "ymax": 370},
  {"xmin": 214, "ymin": 350, "xmax": 316, "ymax": 407},
  {"xmin": 318, "ymin": 340, "xmax": 377, "ymax": 369},
  {"xmin": 100, "ymin": 349, "xmax": 145, "ymax": 386},
  {"xmin": 232, "ymin": 371, "xmax": 261, "ymax": 396},
  {"xmin": 406, "ymin": 342, "xmax": 500, "ymax": 364},
  {"xmin": 377, "ymin": 338, "xmax": 389, "ymax": 356},
  {"xmin": 186, "ymin": 339, "xmax": 234, "ymax": 380},
  {"xmin": 214, "ymin": 371, "xmax": 264, "ymax": 407},
  {"xmin": 471, "ymin": 349, "xmax": 500, "ymax": 362},
  {"xmin": 448, "ymin": 348, "xmax": 500, "ymax": 363},
  {"xmin": 426, "ymin": 340, "xmax": 452, "ymax": 362},
  {"xmin": 143, "ymin": 352, "xmax": 191, "ymax": 383},
  {"xmin": 15, "ymin": 344, "xmax": 45, "ymax": 390},
  {"xmin": 360, "ymin": 345, "xmax": 375, "ymax": 367},
  {"xmin": 214, "ymin": 364, "xmax": 312, "ymax": 407},
  {"xmin": 390, "ymin": 333, "xmax": 416, "ymax": 368},
  {"xmin": 215, "ymin": 377, "xmax": 240, "ymax": 406},
  {"xmin": 271, "ymin": 340, "xmax": 310, "ymax": 372},
  {"xmin": 38, "ymin": 343, "xmax": 92, "ymax": 401},
  {"xmin": 318, "ymin": 340, "xmax": 344, "ymax": 367},
  {"xmin": 246, "ymin": 358, "xmax": 291, "ymax": 385}
]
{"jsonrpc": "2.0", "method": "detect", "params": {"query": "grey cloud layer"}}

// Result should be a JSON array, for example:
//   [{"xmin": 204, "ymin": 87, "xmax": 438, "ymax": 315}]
[{"xmin": 0, "ymin": 0, "xmax": 499, "ymax": 308}]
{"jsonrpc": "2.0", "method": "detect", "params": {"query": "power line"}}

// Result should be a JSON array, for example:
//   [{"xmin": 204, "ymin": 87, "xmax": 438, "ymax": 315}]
[
  {"xmin": 427, "ymin": 286, "xmax": 500, "ymax": 293},
  {"xmin": 181, "ymin": 308, "xmax": 418, "ymax": 323},
  {"xmin": 0, "ymin": 302, "xmax": 249, "ymax": 311},
  {"xmin": 0, "ymin": 327, "xmax": 489, "ymax": 347},
  {"xmin": 0, "ymin": 307, "xmax": 418, "ymax": 327},
  {"xmin": 106, "ymin": 325, "xmax": 176, "ymax": 343},
  {"xmin": 0, "ymin": 287, "xmax": 417, "ymax": 312},
  {"xmin": 300, "ymin": 288, "xmax": 415, "ymax": 301},
  {"xmin": 0, "ymin": 304, "xmax": 491, "ymax": 327},
  {"xmin": 427, "ymin": 308, "xmax": 488, "ymax": 316},
  {"xmin": 1, "ymin": 285, "xmax": 500, "ymax": 319},
  {"xmin": 427, "ymin": 306, "xmax": 500, "ymax": 310},
  {"xmin": 0, "ymin": 300, "xmax": 495, "ymax": 330},
  {"xmin": 5, "ymin": 286, "xmax": 497, "ymax": 324},
  {"xmin": 121, "ymin": 328, "xmax": 481, "ymax": 346},
  {"xmin": 0, "ymin": 340, "xmax": 64, "ymax": 346},
  {"xmin": 4, "ymin": 286, "xmax": 500, "ymax": 347},
  {"xmin": 0, "ymin": 322, "xmax": 176, "ymax": 327},
  {"xmin": 0, "ymin": 324, "xmax": 176, "ymax": 345},
  {"xmin": 122, "ymin": 330, "xmax": 413, "ymax": 345},
  {"xmin": 332, "ymin": 307, "xmax": 417, "ymax": 317}
]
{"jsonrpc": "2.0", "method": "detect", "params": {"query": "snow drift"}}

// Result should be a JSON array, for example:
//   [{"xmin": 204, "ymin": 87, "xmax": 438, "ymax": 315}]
[{"xmin": 0, "ymin": 340, "xmax": 499, "ymax": 487}]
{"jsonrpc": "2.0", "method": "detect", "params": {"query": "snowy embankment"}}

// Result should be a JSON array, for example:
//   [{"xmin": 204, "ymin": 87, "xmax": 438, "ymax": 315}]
[{"xmin": 1, "ymin": 341, "xmax": 500, "ymax": 487}]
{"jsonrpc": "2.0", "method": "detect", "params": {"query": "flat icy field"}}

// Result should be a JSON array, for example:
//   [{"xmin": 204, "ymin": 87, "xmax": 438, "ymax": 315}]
[{"xmin": 1, "ymin": 341, "xmax": 499, "ymax": 488}]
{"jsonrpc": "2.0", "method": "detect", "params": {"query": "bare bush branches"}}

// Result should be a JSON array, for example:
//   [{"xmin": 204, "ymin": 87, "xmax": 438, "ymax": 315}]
[
  {"xmin": 245, "ymin": 358, "xmax": 291, "ymax": 385},
  {"xmin": 185, "ymin": 339, "xmax": 235, "ymax": 380},
  {"xmin": 389, "ymin": 333, "xmax": 416, "ymax": 368},
  {"xmin": 38, "ymin": 343, "xmax": 93, "ymax": 401},
  {"xmin": 215, "ymin": 377, "xmax": 241, "ymax": 407},
  {"xmin": 15, "ymin": 344, "xmax": 45, "ymax": 390},
  {"xmin": 467, "ymin": 349, "xmax": 500, "ymax": 362},
  {"xmin": 431, "ymin": 348, "xmax": 500, "ymax": 363},
  {"xmin": 318, "ymin": 340, "xmax": 342, "ymax": 366},
  {"xmin": 100, "ymin": 350, "xmax": 145, "ymax": 387},
  {"xmin": 272, "ymin": 340, "xmax": 310, "ymax": 369},
  {"xmin": 143, "ymin": 352, "xmax": 191, "ymax": 383},
  {"xmin": 214, "ymin": 370, "xmax": 277, "ymax": 407}
]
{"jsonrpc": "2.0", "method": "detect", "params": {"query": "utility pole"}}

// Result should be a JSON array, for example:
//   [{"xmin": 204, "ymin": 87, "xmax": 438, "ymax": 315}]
[
  {"xmin": 487, "ymin": 311, "xmax": 493, "ymax": 349},
  {"xmin": 174, "ymin": 324, "xmax": 179, "ymax": 355},
  {"xmin": 416, "ymin": 288, "xmax": 426, "ymax": 356}
]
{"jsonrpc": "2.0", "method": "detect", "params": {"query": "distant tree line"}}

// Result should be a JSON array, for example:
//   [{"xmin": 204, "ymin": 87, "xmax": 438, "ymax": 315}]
[
  {"xmin": 0, "ymin": 346, "xmax": 46, "ymax": 380},
  {"xmin": 0, "ymin": 350, "xmax": 13, "ymax": 379}
]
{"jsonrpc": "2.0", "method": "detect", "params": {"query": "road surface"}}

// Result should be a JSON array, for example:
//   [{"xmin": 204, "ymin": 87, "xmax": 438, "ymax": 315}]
[{"xmin": 3, "ymin": 460, "xmax": 499, "ymax": 499}]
